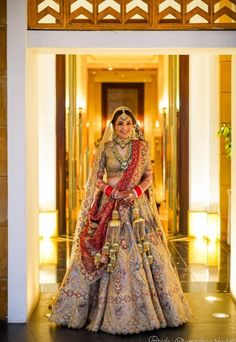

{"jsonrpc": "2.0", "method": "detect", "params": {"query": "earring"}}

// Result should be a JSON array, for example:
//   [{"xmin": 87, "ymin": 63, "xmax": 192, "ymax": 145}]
[{"xmin": 131, "ymin": 127, "xmax": 138, "ymax": 140}]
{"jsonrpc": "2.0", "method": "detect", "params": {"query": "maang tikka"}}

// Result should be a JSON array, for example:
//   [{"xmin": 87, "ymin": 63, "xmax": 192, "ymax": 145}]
[{"xmin": 120, "ymin": 109, "xmax": 128, "ymax": 121}]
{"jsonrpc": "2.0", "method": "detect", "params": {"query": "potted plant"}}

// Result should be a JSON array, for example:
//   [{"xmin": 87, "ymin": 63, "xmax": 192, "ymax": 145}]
[
  {"xmin": 218, "ymin": 123, "xmax": 231, "ymax": 158},
  {"xmin": 218, "ymin": 123, "xmax": 231, "ymax": 244}
]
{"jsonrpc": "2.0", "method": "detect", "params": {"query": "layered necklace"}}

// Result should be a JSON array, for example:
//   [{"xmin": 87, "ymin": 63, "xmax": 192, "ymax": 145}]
[{"xmin": 112, "ymin": 134, "xmax": 132, "ymax": 170}]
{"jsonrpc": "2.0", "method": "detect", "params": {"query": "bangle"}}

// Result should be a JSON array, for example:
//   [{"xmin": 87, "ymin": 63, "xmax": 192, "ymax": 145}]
[
  {"xmin": 104, "ymin": 185, "xmax": 114, "ymax": 197},
  {"xmin": 133, "ymin": 185, "xmax": 143, "ymax": 198}
]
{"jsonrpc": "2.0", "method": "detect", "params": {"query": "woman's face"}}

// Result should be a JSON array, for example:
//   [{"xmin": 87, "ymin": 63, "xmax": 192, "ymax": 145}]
[{"xmin": 114, "ymin": 115, "xmax": 134, "ymax": 139}]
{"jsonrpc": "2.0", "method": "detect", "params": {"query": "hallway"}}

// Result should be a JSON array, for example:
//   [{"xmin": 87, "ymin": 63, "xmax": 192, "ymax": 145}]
[{"xmin": 1, "ymin": 237, "xmax": 236, "ymax": 342}]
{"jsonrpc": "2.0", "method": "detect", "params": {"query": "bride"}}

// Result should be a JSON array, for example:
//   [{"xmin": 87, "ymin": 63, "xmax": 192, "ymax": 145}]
[{"xmin": 49, "ymin": 106, "xmax": 193, "ymax": 334}]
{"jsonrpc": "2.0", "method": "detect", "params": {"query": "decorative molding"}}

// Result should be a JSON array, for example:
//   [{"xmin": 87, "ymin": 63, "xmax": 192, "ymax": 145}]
[{"xmin": 28, "ymin": 0, "xmax": 236, "ymax": 30}]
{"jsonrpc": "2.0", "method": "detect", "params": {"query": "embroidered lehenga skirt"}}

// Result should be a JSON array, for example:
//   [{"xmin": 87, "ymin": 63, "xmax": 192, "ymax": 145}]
[
  {"xmin": 49, "ymin": 139, "xmax": 192, "ymax": 334},
  {"xmin": 49, "ymin": 194, "xmax": 192, "ymax": 334}
]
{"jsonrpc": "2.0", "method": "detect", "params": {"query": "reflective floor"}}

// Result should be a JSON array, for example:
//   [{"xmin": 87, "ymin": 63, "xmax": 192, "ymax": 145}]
[
  {"xmin": 1, "ymin": 235, "xmax": 236, "ymax": 342},
  {"xmin": 39, "ymin": 235, "xmax": 230, "ymax": 294}
]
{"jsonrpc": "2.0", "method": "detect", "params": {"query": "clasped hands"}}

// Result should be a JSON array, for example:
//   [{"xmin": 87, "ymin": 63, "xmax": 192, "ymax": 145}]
[{"xmin": 111, "ymin": 189, "xmax": 135, "ymax": 208}]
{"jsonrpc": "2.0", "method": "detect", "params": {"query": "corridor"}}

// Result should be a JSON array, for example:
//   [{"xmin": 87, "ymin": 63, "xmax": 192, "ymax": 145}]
[{"xmin": 1, "ymin": 236, "xmax": 236, "ymax": 342}]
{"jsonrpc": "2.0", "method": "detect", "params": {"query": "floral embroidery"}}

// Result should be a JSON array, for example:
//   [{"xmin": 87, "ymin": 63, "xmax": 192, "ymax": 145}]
[{"xmin": 49, "ymin": 140, "xmax": 193, "ymax": 334}]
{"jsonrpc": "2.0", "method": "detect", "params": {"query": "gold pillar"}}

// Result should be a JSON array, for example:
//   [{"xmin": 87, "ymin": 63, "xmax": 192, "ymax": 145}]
[
  {"xmin": 67, "ymin": 55, "xmax": 78, "ymax": 235},
  {"xmin": 219, "ymin": 55, "xmax": 231, "ymax": 241},
  {"xmin": 167, "ymin": 55, "xmax": 179, "ymax": 235}
]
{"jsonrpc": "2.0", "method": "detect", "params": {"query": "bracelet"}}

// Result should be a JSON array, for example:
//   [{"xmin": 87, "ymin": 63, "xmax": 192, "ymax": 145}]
[
  {"xmin": 133, "ymin": 185, "xmax": 143, "ymax": 198},
  {"xmin": 104, "ymin": 185, "xmax": 114, "ymax": 197}
]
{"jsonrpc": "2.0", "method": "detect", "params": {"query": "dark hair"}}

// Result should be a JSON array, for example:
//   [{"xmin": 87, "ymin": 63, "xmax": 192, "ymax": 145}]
[{"xmin": 111, "ymin": 108, "xmax": 136, "ymax": 125}]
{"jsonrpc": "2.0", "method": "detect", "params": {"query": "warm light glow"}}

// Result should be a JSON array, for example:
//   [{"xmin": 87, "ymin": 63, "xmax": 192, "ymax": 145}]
[
  {"xmin": 78, "ymin": 106, "xmax": 83, "ymax": 114},
  {"xmin": 86, "ymin": 122, "xmax": 90, "ymax": 128},
  {"xmin": 77, "ymin": 98, "xmax": 85, "ymax": 110},
  {"xmin": 155, "ymin": 120, "xmax": 160, "ymax": 128},
  {"xmin": 39, "ymin": 211, "xmax": 58, "ymax": 239},
  {"xmin": 207, "ymin": 214, "xmax": 220, "ymax": 242},
  {"xmin": 39, "ymin": 238, "xmax": 57, "ymax": 265},
  {"xmin": 212, "ymin": 313, "xmax": 230, "ymax": 319},
  {"xmin": 159, "ymin": 97, "xmax": 168, "ymax": 113},
  {"xmin": 205, "ymin": 296, "xmax": 223, "ymax": 302},
  {"xmin": 189, "ymin": 238, "xmax": 207, "ymax": 264},
  {"xmin": 189, "ymin": 212, "xmax": 220, "ymax": 241},
  {"xmin": 189, "ymin": 212, "xmax": 207, "ymax": 239},
  {"xmin": 108, "ymin": 67, "xmax": 113, "ymax": 71},
  {"xmin": 206, "ymin": 241, "xmax": 219, "ymax": 267},
  {"xmin": 189, "ymin": 239, "xmax": 219, "ymax": 274}
]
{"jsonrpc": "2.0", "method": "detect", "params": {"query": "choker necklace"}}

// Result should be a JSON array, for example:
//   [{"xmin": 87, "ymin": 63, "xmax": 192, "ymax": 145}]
[
  {"xmin": 112, "ymin": 141, "xmax": 132, "ymax": 170},
  {"xmin": 112, "ymin": 132, "xmax": 131, "ymax": 149}
]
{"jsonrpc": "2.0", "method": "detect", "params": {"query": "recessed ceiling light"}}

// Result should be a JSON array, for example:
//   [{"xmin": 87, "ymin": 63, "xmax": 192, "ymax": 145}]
[
  {"xmin": 212, "ymin": 312, "xmax": 230, "ymax": 319},
  {"xmin": 107, "ymin": 67, "xmax": 113, "ymax": 71}
]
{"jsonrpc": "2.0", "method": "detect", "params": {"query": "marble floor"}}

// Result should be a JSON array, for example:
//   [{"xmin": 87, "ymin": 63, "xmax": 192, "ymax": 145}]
[
  {"xmin": 39, "ymin": 235, "xmax": 231, "ymax": 295},
  {"xmin": 1, "ymin": 235, "xmax": 236, "ymax": 342}
]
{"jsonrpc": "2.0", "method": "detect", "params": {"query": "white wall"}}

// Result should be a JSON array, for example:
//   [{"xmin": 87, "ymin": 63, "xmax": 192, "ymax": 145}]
[
  {"xmin": 26, "ymin": 50, "xmax": 40, "ymax": 319},
  {"xmin": 27, "ymin": 31, "xmax": 236, "ymax": 51},
  {"xmin": 8, "ymin": 0, "xmax": 28, "ymax": 322},
  {"xmin": 230, "ymin": 56, "xmax": 236, "ymax": 299},
  {"xmin": 8, "ymin": 0, "xmax": 40, "ymax": 321},
  {"xmin": 208, "ymin": 56, "xmax": 220, "ymax": 213},
  {"xmin": 189, "ymin": 55, "xmax": 219, "ymax": 213},
  {"xmin": 38, "ymin": 55, "xmax": 56, "ymax": 212}
]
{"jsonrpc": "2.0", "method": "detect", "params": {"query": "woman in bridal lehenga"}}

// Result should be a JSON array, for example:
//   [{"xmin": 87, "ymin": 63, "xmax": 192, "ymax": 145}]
[{"xmin": 49, "ymin": 106, "xmax": 193, "ymax": 335}]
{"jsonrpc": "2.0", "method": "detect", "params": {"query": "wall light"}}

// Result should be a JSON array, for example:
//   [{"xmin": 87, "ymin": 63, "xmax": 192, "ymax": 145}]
[
  {"xmin": 77, "ymin": 97, "xmax": 85, "ymax": 110},
  {"xmin": 188, "ymin": 212, "xmax": 220, "ymax": 241},
  {"xmin": 189, "ymin": 212, "xmax": 207, "ymax": 239},
  {"xmin": 39, "ymin": 211, "xmax": 58, "ymax": 239},
  {"xmin": 207, "ymin": 214, "xmax": 220, "ymax": 242}
]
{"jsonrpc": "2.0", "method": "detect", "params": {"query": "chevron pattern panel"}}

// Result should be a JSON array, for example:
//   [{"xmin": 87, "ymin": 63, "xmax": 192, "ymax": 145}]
[
  {"xmin": 29, "ymin": 0, "xmax": 63, "ymax": 26},
  {"xmin": 97, "ymin": 0, "xmax": 121, "ymax": 23},
  {"xmin": 185, "ymin": 0, "xmax": 210, "ymax": 24},
  {"xmin": 157, "ymin": 0, "xmax": 182, "ymax": 24},
  {"xmin": 28, "ymin": 0, "xmax": 236, "ymax": 29},
  {"xmin": 125, "ymin": 0, "xmax": 150, "ymax": 24},
  {"xmin": 68, "ymin": 0, "xmax": 94, "ymax": 24},
  {"xmin": 213, "ymin": 0, "xmax": 236, "ymax": 24}
]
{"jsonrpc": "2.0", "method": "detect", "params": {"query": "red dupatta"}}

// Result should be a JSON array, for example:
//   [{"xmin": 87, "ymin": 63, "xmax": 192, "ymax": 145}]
[{"xmin": 80, "ymin": 139, "xmax": 140, "ymax": 272}]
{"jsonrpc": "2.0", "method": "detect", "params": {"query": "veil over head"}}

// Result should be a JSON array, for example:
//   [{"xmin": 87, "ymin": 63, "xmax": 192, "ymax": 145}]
[{"xmin": 70, "ymin": 106, "xmax": 144, "ymax": 260}]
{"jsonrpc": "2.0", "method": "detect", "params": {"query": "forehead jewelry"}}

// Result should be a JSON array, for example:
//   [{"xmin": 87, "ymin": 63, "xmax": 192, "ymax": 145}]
[{"xmin": 120, "ymin": 109, "xmax": 128, "ymax": 121}]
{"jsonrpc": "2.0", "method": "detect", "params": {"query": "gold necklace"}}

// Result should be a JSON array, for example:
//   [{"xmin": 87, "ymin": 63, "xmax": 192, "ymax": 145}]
[
  {"xmin": 112, "ymin": 141, "xmax": 132, "ymax": 170},
  {"xmin": 112, "ymin": 132, "xmax": 131, "ymax": 149}
]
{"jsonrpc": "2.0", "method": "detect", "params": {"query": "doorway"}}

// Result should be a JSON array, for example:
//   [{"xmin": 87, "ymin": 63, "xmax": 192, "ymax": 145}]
[
  {"xmin": 55, "ymin": 57, "xmax": 190, "ymax": 239},
  {"xmin": 102, "ymin": 83, "xmax": 144, "ymax": 131}
]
